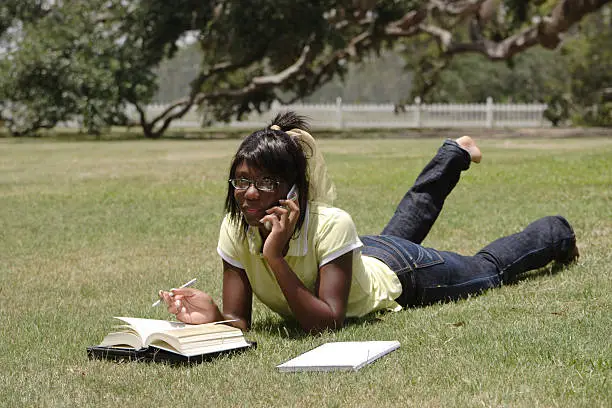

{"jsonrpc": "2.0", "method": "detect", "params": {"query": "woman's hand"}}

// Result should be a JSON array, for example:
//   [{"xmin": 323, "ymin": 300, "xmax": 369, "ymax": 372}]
[
  {"xmin": 260, "ymin": 198, "xmax": 300, "ymax": 260},
  {"xmin": 159, "ymin": 287, "xmax": 223, "ymax": 325}
]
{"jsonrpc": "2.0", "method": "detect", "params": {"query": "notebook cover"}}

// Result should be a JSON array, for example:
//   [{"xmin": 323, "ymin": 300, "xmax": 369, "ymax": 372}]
[{"xmin": 276, "ymin": 341, "xmax": 400, "ymax": 372}]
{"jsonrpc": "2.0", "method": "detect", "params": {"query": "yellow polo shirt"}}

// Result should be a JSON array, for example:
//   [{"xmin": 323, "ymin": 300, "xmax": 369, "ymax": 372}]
[{"xmin": 216, "ymin": 202, "xmax": 402, "ymax": 318}]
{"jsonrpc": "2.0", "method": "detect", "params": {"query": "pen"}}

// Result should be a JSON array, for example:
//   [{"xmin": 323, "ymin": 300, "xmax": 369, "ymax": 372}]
[{"xmin": 152, "ymin": 278, "xmax": 197, "ymax": 307}]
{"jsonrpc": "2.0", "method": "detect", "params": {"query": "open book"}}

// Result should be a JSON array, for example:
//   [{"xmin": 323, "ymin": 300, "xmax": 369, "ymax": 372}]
[
  {"xmin": 276, "ymin": 341, "xmax": 400, "ymax": 372},
  {"xmin": 88, "ymin": 317, "xmax": 253, "ymax": 362}
]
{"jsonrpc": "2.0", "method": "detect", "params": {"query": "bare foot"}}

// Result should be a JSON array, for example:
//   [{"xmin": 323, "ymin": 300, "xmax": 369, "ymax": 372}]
[{"xmin": 455, "ymin": 136, "xmax": 482, "ymax": 163}]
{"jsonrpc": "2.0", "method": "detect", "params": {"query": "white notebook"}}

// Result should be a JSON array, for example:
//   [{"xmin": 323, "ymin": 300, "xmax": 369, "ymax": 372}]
[{"xmin": 276, "ymin": 341, "xmax": 400, "ymax": 372}]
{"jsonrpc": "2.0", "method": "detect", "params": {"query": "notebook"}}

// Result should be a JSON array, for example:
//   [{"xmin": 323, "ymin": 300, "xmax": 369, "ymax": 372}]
[{"xmin": 276, "ymin": 341, "xmax": 400, "ymax": 372}]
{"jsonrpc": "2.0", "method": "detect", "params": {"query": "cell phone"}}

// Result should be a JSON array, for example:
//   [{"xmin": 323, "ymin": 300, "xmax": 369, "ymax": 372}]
[
  {"xmin": 286, "ymin": 184, "xmax": 299, "ymax": 203},
  {"xmin": 264, "ymin": 184, "xmax": 299, "ymax": 230}
]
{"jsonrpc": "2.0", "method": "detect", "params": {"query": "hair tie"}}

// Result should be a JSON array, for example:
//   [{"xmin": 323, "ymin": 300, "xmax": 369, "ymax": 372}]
[{"xmin": 270, "ymin": 125, "xmax": 281, "ymax": 131}]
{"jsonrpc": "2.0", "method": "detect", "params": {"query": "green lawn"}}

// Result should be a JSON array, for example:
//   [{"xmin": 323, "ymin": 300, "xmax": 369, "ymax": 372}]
[{"xmin": 0, "ymin": 136, "xmax": 610, "ymax": 407}]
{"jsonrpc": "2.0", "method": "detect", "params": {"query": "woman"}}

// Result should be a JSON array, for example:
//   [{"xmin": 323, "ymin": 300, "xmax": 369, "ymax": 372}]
[{"xmin": 160, "ymin": 112, "xmax": 578, "ymax": 333}]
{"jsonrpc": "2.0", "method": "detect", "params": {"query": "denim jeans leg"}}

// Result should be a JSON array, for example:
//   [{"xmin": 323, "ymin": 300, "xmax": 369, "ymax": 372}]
[
  {"xmin": 476, "ymin": 215, "xmax": 577, "ymax": 283},
  {"xmin": 381, "ymin": 139, "xmax": 471, "ymax": 244},
  {"xmin": 398, "ymin": 215, "xmax": 576, "ymax": 305},
  {"xmin": 413, "ymin": 250, "xmax": 501, "ymax": 305}
]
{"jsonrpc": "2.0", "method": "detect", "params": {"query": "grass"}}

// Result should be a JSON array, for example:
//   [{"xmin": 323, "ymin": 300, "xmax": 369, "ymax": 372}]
[{"xmin": 0, "ymin": 136, "xmax": 610, "ymax": 407}]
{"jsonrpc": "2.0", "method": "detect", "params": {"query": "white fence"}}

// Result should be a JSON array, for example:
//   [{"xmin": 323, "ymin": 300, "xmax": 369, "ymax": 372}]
[{"xmin": 142, "ymin": 97, "xmax": 548, "ymax": 130}]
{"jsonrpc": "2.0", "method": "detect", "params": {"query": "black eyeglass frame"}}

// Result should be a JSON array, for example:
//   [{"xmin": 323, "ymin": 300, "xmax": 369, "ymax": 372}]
[{"xmin": 228, "ymin": 177, "xmax": 281, "ymax": 192}]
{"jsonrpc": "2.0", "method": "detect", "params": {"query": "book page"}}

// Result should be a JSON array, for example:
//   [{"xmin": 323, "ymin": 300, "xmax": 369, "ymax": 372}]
[
  {"xmin": 99, "ymin": 331, "xmax": 144, "ymax": 349},
  {"xmin": 150, "ymin": 337, "xmax": 251, "ymax": 357},
  {"xmin": 114, "ymin": 317, "xmax": 187, "ymax": 345},
  {"xmin": 161, "ymin": 323, "xmax": 242, "ymax": 340},
  {"xmin": 114, "ymin": 317, "xmax": 243, "ymax": 347}
]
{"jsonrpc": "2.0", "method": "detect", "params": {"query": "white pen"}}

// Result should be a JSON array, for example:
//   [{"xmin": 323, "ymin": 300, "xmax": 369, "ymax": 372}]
[{"xmin": 152, "ymin": 278, "xmax": 197, "ymax": 307}]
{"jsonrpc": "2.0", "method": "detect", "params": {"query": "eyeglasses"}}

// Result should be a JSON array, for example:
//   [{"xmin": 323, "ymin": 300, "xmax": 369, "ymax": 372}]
[{"xmin": 229, "ymin": 177, "xmax": 280, "ymax": 192}]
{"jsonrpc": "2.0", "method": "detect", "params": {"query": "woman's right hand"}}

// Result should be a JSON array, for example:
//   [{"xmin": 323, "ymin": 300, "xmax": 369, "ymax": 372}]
[
  {"xmin": 260, "ymin": 197, "xmax": 300, "ymax": 261},
  {"xmin": 159, "ymin": 287, "xmax": 223, "ymax": 325}
]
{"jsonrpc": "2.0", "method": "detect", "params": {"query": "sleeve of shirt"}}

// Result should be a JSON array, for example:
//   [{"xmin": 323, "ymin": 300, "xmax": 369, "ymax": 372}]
[
  {"xmin": 216, "ymin": 215, "xmax": 245, "ymax": 269},
  {"xmin": 315, "ymin": 208, "xmax": 363, "ymax": 267}
]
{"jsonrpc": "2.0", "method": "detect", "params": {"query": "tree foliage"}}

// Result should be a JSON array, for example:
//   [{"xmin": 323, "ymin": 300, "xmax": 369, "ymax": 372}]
[
  {"xmin": 1, "ymin": 0, "xmax": 610, "ymax": 137},
  {"xmin": 0, "ymin": 0, "xmax": 196, "ymax": 136},
  {"xmin": 1, "ymin": 1, "xmax": 157, "ymax": 134},
  {"xmin": 561, "ymin": 9, "xmax": 612, "ymax": 126}
]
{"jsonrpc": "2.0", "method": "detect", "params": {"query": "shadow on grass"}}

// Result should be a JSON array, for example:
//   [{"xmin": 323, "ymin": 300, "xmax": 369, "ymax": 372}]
[
  {"xmin": 505, "ymin": 259, "xmax": 578, "ymax": 285},
  {"xmin": 249, "ymin": 260, "xmax": 580, "ymax": 338},
  {"xmin": 250, "ymin": 313, "xmax": 388, "ymax": 339},
  {"xmin": 0, "ymin": 128, "xmax": 247, "ymax": 141}
]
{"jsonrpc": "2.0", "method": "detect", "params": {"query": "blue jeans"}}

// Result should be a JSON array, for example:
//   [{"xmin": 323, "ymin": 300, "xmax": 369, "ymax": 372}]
[{"xmin": 361, "ymin": 140, "xmax": 577, "ymax": 307}]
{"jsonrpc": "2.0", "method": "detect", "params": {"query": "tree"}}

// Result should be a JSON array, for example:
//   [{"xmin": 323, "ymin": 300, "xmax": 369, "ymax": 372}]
[
  {"xmin": 415, "ymin": 5, "xmax": 611, "ymax": 126},
  {"xmin": 416, "ymin": 47, "xmax": 570, "ymax": 102},
  {"xmin": 561, "ymin": 8, "xmax": 612, "ymax": 126},
  {"xmin": 2, "ymin": 0, "xmax": 609, "ymax": 137},
  {"xmin": 3, "ymin": 2, "xmax": 118, "ymax": 134},
  {"xmin": 0, "ymin": 0, "xmax": 193, "ymax": 136},
  {"xmin": 140, "ymin": 0, "xmax": 610, "ymax": 137},
  {"xmin": 1, "ymin": 2, "xmax": 134, "ymax": 135},
  {"xmin": 0, "ymin": 0, "xmax": 54, "ymax": 133}
]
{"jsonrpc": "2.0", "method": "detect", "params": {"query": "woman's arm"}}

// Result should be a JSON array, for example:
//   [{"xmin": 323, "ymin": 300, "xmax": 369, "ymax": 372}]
[
  {"xmin": 221, "ymin": 260, "xmax": 253, "ymax": 331},
  {"xmin": 265, "ymin": 251, "xmax": 353, "ymax": 333},
  {"xmin": 261, "ymin": 198, "xmax": 353, "ymax": 333}
]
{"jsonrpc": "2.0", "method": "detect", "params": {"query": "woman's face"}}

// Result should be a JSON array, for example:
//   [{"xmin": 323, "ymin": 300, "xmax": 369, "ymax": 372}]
[{"xmin": 233, "ymin": 161, "xmax": 289, "ymax": 229}]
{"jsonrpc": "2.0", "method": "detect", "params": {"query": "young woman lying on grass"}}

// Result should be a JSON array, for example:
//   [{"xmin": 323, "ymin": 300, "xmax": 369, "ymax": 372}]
[{"xmin": 159, "ymin": 111, "xmax": 579, "ymax": 333}]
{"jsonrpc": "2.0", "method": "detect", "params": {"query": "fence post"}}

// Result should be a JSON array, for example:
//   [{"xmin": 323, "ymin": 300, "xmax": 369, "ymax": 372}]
[
  {"xmin": 336, "ymin": 97, "xmax": 344, "ymax": 129},
  {"xmin": 486, "ymin": 97, "xmax": 494, "ymax": 128},
  {"xmin": 414, "ymin": 97, "xmax": 421, "ymax": 128}
]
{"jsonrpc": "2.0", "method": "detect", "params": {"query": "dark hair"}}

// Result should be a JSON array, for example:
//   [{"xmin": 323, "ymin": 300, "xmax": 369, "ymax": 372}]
[{"xmin": 224, "ymin": 111, "xmax": 312, "ymax": 236}]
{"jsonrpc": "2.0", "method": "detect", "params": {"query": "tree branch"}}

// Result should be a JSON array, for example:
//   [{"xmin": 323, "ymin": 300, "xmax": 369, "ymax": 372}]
[
  {"xmin": 427, "ymin": 0, "xmax": 612, "ymax": 60},
  {"xmin": 203, "ymin": 41, "xmax": 315, "ymax": 100},
  {"xmin": 429, "ymin": 0, "xmax": 487, "ymax": 16},
  {"xmin": 141, "ymin": 58, "xmax": 263, "ymax": 137}
]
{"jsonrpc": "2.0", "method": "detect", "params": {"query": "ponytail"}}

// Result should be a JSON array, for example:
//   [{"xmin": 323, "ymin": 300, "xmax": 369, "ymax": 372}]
[{"xmin": 268, "ymin": 111, "xmax": 310, "ymax": 132}]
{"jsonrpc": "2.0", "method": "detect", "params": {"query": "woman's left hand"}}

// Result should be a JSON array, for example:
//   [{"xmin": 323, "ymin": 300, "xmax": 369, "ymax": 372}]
[{"xmin": 260, "ymin": 198, "xmax": 300, "ymax": 260}]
